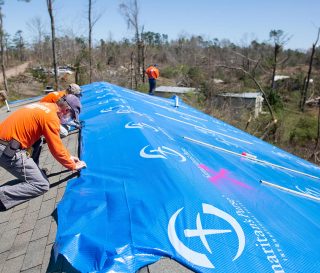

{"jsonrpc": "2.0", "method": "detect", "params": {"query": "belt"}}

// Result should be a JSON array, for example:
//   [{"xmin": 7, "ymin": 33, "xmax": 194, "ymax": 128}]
[{"xmin": 0, "ymin": 139, "xmax": 9, "ymax": 146}]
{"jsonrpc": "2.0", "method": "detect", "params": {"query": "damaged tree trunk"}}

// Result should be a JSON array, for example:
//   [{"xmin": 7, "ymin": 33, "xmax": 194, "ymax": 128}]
[
  {"xmin": 309, "ymin": 100, "xmax": 320, "ymax": 163},
  {"xmin": 300, "ymin": 28, "xmax": 320, "ymax": 112},
  {"xmin": 270, "ymin": 43, "xmax": 280, "ymax": 90},
  {"xmin": 120, "ymin": 0, "xmax": 144, "ymax": 89},
  {"xmin": 88, "ymin": 0, "xmax": 92, "ymax": 83},
  {"xmin": 47, "ymin": 0, "xmax": 58, "ymax": 90},
  {"xmin": 0, "ymin": 7, "xmax": 8, "ymax": 94},
  {"xmin": 130, "ymin": 51, "xmax": 134, "ymax": 89}
]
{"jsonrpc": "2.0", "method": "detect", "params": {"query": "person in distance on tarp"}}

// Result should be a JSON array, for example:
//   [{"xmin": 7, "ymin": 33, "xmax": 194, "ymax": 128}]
[
  {"xmin": 0, "ymin": 95, "xmax": 86, "ymax": 211},
  {"xmin": 145, "ymin": 64, "xmax": 159, "ymax": 95}
]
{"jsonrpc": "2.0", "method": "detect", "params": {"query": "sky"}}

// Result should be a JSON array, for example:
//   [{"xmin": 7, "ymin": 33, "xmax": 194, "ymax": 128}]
[{"xmin": 2, "ymin": 0, "xmax": 320, "ymax": 50}]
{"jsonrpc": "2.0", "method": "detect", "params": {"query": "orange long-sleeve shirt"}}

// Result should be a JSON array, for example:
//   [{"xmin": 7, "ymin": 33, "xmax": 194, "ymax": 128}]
[
  {"xmin": 40, "ymin": 91, "xmax": 66, "ymax": 103},
  {"xmin": 0, "ymin": 102, "xmax": 76, "ymax": 170},
  {"xmin": 145, "ymin": 66, "xmax": 159, "ymax": 79}
]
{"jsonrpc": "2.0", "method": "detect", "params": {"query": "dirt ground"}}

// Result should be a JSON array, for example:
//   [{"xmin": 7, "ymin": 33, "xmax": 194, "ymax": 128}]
[
  {"xmin": 0, "ymin": 62, "xmax": 31, "ymax": 82},
  {"xmin": 0, "ymin": 62, "xmax": 76, "ymax": 100},
  {"xmin": 0, "ymin": 62, "xmax": 42, "ymax": 99}
]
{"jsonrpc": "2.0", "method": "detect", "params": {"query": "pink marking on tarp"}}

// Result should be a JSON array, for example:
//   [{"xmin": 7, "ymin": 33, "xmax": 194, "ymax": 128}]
[
  {"xmin": 228, "ymin": 177, "xmax": 252, "ymax": 189},
  {"xmin": 209, "ymin": 169, "xmax": 228, "ymax": 184},
  {"xmin": 199, "ymin": 164, "xmax": 252, "ymax": 189}
]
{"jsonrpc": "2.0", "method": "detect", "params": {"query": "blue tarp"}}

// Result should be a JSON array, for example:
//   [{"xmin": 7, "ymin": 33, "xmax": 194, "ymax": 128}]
[{"xmin": 55, "ymin": 82, "xmax": 320, "ymax": 273}]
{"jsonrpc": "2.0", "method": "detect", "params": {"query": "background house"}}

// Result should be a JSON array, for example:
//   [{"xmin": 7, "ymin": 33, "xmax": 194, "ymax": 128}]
[{"xmin": 215, "ymin": 92, "xmax": 264, "ymax": 118}]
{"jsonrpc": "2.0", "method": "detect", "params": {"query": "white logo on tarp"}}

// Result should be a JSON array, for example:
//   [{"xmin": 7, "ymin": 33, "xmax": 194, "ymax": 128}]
[
  {"xmin": 140, "ymin": 145, "xmax": 186, "ymax": 162},
  {"xmin": 98, "ymin": 100, "xmax": 110, "ymax": 105},
  {"xmin": 125, "ymin": 122, "xmax": 159, "ymax": 132},
  {"xmin": 295, "ymin": 186, "xmax": 320, "ymax": 198},
  {"xmin": 115, "ymin": 108, "xmax": 154, "ymax": 121},
  {"xmin": 98, "ymin": 98, "xmax": 120, "ymax": 105},
  {"xmin": 168, "ymin": 203, "xmax": 245, "ymax": 269},
  {"xmin": 97, "ymin": 92, "xmax": 114, "ymax": 98},
  {"xmin": 100, "ymin": 105, "xmax": 124, "ymax": 113}
]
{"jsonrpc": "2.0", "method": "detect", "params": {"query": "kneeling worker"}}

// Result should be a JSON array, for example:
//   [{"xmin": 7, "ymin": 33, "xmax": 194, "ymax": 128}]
[{"xmin": 0, "ymin": 95, "xmax": 86, "ymax": 211}]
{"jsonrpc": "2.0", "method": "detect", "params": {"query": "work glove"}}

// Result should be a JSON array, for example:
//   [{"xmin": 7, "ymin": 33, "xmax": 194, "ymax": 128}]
[{"xmin": 71, "ymin": 155, "xmax": 87, "ymax": 170}]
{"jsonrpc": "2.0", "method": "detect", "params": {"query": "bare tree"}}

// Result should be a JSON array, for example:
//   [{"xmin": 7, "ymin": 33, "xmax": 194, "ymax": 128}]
[
  {"xmin": 27, "ymin": 16, "xmax": 46, "ymax": 62},
  {"xmin": 309, "ymin": 100, "xmax": 320, "ymax": 163},
  {"xmin": 3, "ymin": 32, "xmax": 9, "ymax": 64},
  {"xmin": 269, "ymin": 30, "xmax": 290, "ymax": 90},
  {"xmin": 300, "ymin": 27, "xmax": 320, "ymax": 112},
  {"xmin": 13, "ymin": 30, "xmax": 25, "ymax": 62},
  {"xmin": 88, "ymin": 0, "xmax": 92, "ymax": 83},
  {"xmin": 0, "ymin": 2, "xmax": 8, "ymax": 93},
  {"xmin": 88, "ymin": 0, "xmax": 102, "ymax": 83},
  {"xmin": 130, "ymin": 50, "xmax": 134, "ymax": 89},
  {"xmin": 0, "ymin": 0, "xmax": 31, "ymax": 94},
  {"xmin": 46, "ymin": 0, "xmax": 58, "ymax": 89},
  {"xmin": 120, "ymin": 0, "xmax": 144, "ymax": 89}
]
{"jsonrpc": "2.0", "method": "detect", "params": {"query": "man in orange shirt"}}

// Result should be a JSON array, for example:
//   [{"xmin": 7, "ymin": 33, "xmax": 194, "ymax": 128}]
[
  {"xmin": 145, "ymin": 64, "xmax": 159, "ymax": 95},
  {"xmin": 33, "ymin": 85, "xmax": 82, "ymax": 168},
  {"xmin": 32, "ymin": 92, "xmax": 82, "ymax": 165},
  {"xmin": 0, "ymin": 94, "xmax": 86, "ymax": 211}
]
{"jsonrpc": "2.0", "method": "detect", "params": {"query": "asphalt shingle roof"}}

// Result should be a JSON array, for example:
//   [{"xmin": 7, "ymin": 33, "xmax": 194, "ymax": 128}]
[{"xmin": 0, "ymin": 100, "xmax": 194, "ymax": 273}]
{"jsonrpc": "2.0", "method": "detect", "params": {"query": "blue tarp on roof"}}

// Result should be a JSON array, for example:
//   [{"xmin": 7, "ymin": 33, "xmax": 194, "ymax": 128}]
[{"xmin": 55, "ymin": 82, "xmax": 320, "ymax": 273}]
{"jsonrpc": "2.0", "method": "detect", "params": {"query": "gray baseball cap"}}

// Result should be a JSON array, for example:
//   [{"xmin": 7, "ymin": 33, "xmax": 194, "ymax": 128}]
[{"xmin": 64, "ymin": 94, "xmax": 82, "ymax": 121}]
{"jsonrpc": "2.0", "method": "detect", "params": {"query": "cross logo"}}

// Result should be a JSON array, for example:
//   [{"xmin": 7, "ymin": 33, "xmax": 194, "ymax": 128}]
[
  {"xmin": 184, "ymin": 213, "xmax": 231, "ymax": 254},
  {"xmin": 168, "ymin": 203, "xmax": 245, "ymax": 269}
]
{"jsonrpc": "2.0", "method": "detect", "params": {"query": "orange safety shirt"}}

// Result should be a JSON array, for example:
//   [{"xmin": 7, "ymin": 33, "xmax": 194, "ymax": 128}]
[
  {"xmin": 40, "ymin": 91, "xmax": 66, "ymax": 103},
  {"xmin": 0, "ymin": 102, "xmax": 76, "ymax": 170},
  {"xmin": 145, "ymin": 66, "xmax": 159, "ymax": 79}
]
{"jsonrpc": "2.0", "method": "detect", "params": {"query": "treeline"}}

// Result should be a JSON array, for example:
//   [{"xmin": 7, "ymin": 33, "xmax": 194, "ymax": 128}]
[
  {"xmin": 2, "ymin": 12, "xmax": 320, "ymax": 111},
  {"xmin": 1, "ymin": 1, "xmax": 320, "ymax": 162},
  {"xmin": 4, "ymin": 30, "xmax": 319, "ymax": 88}
]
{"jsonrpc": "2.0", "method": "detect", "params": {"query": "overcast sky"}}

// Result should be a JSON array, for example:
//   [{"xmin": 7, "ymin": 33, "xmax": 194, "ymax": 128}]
[{"xmin": 2, "ymin": 0, "xmax": 320, "ymax": 50}]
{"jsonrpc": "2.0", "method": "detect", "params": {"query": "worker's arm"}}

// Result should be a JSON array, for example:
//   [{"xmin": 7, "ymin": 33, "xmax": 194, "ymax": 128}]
[
  {"xmin": 154, "ymin": 68, "xmax": 160, "ymax": 78},
  {"xmin": 42, "ymin": 118, "xmax": 79, "ymax": 170}
]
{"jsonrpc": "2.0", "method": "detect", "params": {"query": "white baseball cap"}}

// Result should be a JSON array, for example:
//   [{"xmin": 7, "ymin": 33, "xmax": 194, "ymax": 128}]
[{"xmin": 67, "ymin": 84, "xmax": 81, "ymax": 96}]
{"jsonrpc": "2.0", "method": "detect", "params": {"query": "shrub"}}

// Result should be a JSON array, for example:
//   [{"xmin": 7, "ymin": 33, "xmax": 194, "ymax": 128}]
[
  {"xmin": 160, "ymin": 66, "xmax": 179, "ymax": 79},
  {"xmin": 268, "ymin": 90, "xmax": 283, "ymax": 110},
  {"xmin": 289, "ymin": 117, "xmax": 317, "ymax": 145},
  {"xmin": 187, "ymin": 66, "xmax": 203, "ymax": 85}
]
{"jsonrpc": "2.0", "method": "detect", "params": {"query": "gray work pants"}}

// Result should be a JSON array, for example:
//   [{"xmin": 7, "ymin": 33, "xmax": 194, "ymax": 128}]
[{"xmin": 0, "ymin": 144, "xmax": 49, "ymax": 210}]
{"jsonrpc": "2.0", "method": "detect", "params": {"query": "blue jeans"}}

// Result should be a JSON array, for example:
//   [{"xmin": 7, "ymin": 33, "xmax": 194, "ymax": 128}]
[{"xmin": 148, "ymin": 78, "xmax": 156, "ymax": 95}]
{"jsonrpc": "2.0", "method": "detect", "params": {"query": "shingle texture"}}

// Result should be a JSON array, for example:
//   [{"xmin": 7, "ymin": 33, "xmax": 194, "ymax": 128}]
[{"xmin": 0, "ymin": 99, "xmax": 194, "ymax": 273}]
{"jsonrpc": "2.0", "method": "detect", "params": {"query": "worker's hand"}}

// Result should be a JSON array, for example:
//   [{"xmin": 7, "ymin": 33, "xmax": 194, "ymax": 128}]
[
  {"xmin": 70, "ymin": 155, "xmax": 80, "ymax": 163},
  {"xmin": 75, "ymin": 160, "xmax": 87, "ymax": 170}
]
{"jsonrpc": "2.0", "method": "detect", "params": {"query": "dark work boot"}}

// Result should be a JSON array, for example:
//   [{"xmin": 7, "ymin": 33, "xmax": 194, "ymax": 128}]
[
  {"xmin": 41, "ymin": 168, "xmax": 49, "ymax": 176},
  {"xmin": 0, "ymin": 199, "xmax": 6, "ymax": 212}
]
